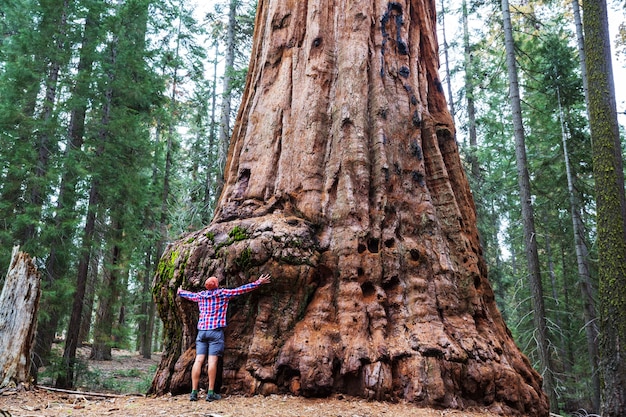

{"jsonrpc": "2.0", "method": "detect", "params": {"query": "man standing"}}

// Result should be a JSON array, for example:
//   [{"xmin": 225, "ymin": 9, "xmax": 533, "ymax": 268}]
[{"xmin": 177, "ymin": 273, "xmax": 271, "ymax": 401}]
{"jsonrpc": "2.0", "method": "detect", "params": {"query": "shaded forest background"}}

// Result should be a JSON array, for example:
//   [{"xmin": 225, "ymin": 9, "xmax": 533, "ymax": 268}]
[{"xmin": 1, "ymin": 0, "xmax": 625, "ymax": 415}]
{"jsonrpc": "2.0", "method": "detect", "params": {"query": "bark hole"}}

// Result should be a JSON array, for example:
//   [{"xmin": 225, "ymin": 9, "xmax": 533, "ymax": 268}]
[
  {"xmin": 342, "ymin": 372, "xmax": 362, "ymax": 397},
  {"xmin": 397, "ymin": 40, "xmax": 408, "ymax": 56},
  {"xmin": 386, "ymin": 2, "xmax": 403, "ymax": 14},
  {"xmin": 409, "ymin": 248, "xmax": 420, "ymax": 262},
  {"xmin": 473, "ymin": 274, "xmax": 481, "ymax": 289},
  {"xmin": 361, "ymin": 281, "xmax": 376, "ymax": 299},
  {"xmin": 276, "ymin": 364, "xmax": 301, "ymax": 386},
  {"xmin": 409, "ymin": 139, "xmax": 423, "ymax": 160},
  {"xmin": 384, "ymin": 238, "xmax": 395, "ymax": 248},
  {"xmin": 382, "ymin": 275, "xmax": 400, "ymax": 290},
  {"xmin": 422, "ymin": 347, "xmax": 444, "ymax": 358},
  {"xmin": 271, "ymin": 11, "xmax": 291, "ymax": 30},
  {"xmin": 434, "ymin": 78, "xmax": 444, "ymax": 93},
  {"xmin": 314, "ymin": 264, "xmax": 334, "ymax": 287},
  {"xmin": 233, "ymin": 168, "xmax": 251, "ymax": 198},
  {"xmin": 436, "ymin": 126, "xmax": 454, "ymax": 148},
  {"xmin": 412, "ymin": 110, "xmax": 421, "ymax": 127},
  {"xmin": 367, "ymin": 238, "xmax": 379, "ymax": 253},
  {"xmin": 412, "ymin": 171, "xmax": 425, "ymax": 186}
]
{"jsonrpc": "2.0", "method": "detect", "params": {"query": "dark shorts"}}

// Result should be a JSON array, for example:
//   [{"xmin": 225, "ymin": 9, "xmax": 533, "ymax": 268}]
[{"xmin": 196, "ymin": 328, "xmax": 225, "ymax": 356}]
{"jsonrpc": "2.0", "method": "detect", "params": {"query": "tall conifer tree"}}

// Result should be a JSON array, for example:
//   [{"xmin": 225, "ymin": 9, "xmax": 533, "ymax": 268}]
[
  {"xmin": 500, "ymin": 0, "xmax": 557, "ymax": 409},
  {"xmin": 583, "ymin": 0, "xmax": 626, "ymax": 415}
]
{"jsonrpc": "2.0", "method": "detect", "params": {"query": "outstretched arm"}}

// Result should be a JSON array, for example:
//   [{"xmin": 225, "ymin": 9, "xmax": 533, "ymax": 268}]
[
  {"xmin": 256, "ymin": 273, "xmax": 271, "ymax": 285},
  {"xmin": 177, "ymin": 287, "xmax": 200, "ymax": 301},
  {"xmin": 222, "ymin": 273, "xmax": 272, "ymax": 297}
]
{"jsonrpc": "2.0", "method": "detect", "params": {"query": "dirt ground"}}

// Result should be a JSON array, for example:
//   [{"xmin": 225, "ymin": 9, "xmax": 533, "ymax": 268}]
[{"xmin": 0, "ymin": 348, "xmax": 506, "ymax": 417}]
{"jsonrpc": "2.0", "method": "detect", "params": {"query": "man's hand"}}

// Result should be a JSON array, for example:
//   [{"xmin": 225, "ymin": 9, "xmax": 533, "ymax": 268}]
[
  {"xmin": 177, "ymin": 287, "xmax": 182, "ymax": 295},
  {"xmin": 257, "ymin": 273, "xmax": 271, "ymax": 285}
]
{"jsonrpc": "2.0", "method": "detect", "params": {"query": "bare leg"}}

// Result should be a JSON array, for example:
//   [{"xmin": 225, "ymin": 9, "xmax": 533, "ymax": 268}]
[
  {"xmin": 207, "ymin": 355, "xmax": 219, "ymax": 391},
  {"xmin": 191, "ymin": 354, "xmax": 206, "ymax": 391}
]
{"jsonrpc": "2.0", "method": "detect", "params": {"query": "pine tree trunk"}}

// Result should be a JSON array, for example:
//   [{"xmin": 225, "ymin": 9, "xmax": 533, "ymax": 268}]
[
  {"xmin": 0, "ymin": 247, "xmax": 41, "ymax": 388},
  {"xmin": 55, "ymin": 182, "xmax": 99, "ymax": 388},
  {"xmin": 558, "ymin": 86, "xmax": 601, "ymax": 412},
  {"xmin": 78, "ymin": 247, "xmax": 100, "ymax": 345},
  {"xmin": 501, "ymin": 0, "xmax": 558, "ymax": 411},
  {"xmin": 438, "ymin": 0, "xmax": 454, "ymax": 119},
  {"xmin": 543, "ymin": 222, "xmax": 569, "ymax": 372},
  {"xmin": 138, "ymin": 250, "xmax": 155, "ymax": 359},
  {"xmin": 571, "ymin": 0, "xmax": 589, "ymax": 116},
  {"xmin": 204, "ymin": 40, "xmax": 221, "ymax": 221},
  {"xmin": 216, "ymin": 0, "xmax": 238, "ymax": 198},
  {"xmin": 90, "ymin": 225, "xmax": 123, "ymax": 361},
  {"xmin": 583, "ymin": 0, "xmax": 626, "ymax": 415},
  {"xmin": 151, "ymin": 1, "xmax": 549, "ymax": 415},
  {"xmin": 462, "ymin": 0, "xmax": 479, "ymax": 179}
]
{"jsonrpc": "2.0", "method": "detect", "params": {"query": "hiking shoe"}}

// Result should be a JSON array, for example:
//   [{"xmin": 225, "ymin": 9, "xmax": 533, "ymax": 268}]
[
  {"xmin": 206, "ymin": 393, "xmax": 221, "ymax": 402},
  {"xmin": 189, "ymin": 391, "xmax": 198, "ymax": 401}
]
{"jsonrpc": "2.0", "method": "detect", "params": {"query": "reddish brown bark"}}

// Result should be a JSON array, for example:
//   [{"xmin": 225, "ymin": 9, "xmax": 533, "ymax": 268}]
[{"xmin": 151, "ymin": 1, "xmax": 549, "ymax": 415}]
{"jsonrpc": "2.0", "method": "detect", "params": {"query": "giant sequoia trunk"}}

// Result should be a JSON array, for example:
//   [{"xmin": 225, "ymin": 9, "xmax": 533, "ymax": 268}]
[{"xmin": 151, "ymin": 1, "xmax": 549, "ymax": 415}]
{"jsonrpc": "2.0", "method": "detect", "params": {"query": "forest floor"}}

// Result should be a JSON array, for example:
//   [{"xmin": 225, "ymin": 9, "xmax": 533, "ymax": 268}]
[{"xmin": 0, "ymin": 347, "xmax": 506, "ymax": 417}]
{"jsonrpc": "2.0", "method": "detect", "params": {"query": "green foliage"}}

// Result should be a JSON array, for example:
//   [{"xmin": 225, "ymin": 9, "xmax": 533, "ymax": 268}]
[
  {"xmin": 228, "ymin": 225, "xmax": 249, "ymax": 241},
  {"xmin": 157, "ymin": 250, "xmax": 180, "ymax": 282},
  {"xmin": 80, "ymin": 364, "xmax": 156, "ymax": 394},
  {"xmin": 73, "ymin": 361, "xmax": 155, "ymax": 394},
  {"xmin": 39, "ymin": 351, "xmax": 93, "ymax": 387},
  {"xmin": 0, "ymin": 0, "xmax": 257, "ymax": 390}
]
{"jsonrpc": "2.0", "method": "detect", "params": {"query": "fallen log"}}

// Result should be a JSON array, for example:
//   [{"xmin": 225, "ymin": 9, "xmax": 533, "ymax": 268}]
[{"xmin": 38, "ymin": 385, "xmax": 144, "ymax": 398}]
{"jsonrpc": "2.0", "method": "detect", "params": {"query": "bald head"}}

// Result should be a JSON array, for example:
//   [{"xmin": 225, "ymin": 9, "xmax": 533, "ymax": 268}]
[{"xmin": 205, "ymin": 276, "xmax": 219, "ymax": 290}]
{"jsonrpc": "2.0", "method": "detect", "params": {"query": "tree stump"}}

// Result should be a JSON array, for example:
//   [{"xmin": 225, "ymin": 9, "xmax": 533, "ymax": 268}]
[
  {"xmin": 0, "ymin": 246, "xmax": 42, "ymax": 388},
  {"xmin": 151, "ymin": 1, "xmax": 549, "ymax": 416}
]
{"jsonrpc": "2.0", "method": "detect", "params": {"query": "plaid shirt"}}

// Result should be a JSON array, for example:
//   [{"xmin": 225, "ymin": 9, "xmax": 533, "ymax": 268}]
[{"xmin": 178, "ymin": 280, "xmax": 262, "ymax": 330}]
